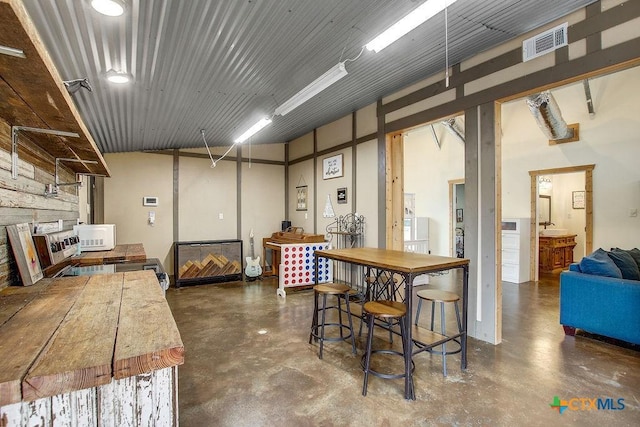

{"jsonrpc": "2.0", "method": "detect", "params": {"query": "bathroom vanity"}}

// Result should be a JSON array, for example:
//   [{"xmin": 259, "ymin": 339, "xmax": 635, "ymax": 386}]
[{"xmin": 539, "ymin": 234, "xmax": 577, "ymax": 273}]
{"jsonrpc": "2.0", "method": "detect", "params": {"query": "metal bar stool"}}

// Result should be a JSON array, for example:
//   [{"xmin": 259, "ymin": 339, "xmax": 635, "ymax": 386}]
[
  {"xmin": 309, "ymin": 283, "xmax": 357, "ymax": 359},
  {"xmin": 362, "ymin": 300, "xmax": 413, "ymax": 396},
  {"xmin": 414, "ymin": 289, "xmax": 462, "ymax": 376}
]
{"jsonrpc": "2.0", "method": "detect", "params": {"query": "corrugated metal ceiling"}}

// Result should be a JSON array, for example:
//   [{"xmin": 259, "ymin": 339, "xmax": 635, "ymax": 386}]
[{"xmin": 22, "ymin": 0, "xmax": 596, "ymax": 153}]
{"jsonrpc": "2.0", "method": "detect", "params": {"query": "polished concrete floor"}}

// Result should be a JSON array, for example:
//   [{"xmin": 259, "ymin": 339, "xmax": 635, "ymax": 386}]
[{"xmin": 166, "ymin": 272, "xmax": 639, "ymax": 426}]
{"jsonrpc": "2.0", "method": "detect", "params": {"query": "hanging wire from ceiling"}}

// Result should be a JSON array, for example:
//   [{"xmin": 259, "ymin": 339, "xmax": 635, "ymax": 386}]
[
  {"xmin": 201, "ymin": 129, "xmax": 235, "ymax": 168},
  {"xmin": 445, "ymin": 0, "xmax": 450, "ymax": 87}
]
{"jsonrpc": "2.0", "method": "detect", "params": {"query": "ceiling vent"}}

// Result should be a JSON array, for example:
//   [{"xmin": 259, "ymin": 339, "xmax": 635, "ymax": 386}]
[{"xmin": 522, "ymin": 22, "xmax": 568, "ymax": 62}]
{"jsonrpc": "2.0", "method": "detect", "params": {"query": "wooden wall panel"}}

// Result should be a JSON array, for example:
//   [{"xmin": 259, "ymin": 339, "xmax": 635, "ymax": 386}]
[{"xmin": 0, "ymin": 118, "xmax": 79, "ymax": 289}]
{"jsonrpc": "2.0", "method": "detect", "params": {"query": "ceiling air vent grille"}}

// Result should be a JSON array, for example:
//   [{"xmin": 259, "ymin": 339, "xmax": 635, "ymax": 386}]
[{"xmin": 522, "ymin": 22, "xmax": 568, "ymax": 62}]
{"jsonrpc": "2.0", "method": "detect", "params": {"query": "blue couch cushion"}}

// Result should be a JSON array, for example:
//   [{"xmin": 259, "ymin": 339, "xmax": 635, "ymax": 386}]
[
  {"xmin": 569, "ymin": 263, "xmax": 582, "ymax": 272},
  {"xmin": 579, "ymin": 248, "xmax": 622, "ymax": 278},
  {"xmin": 626, "ymin": 248, "xmax": 640, "ymax": 270},
  {"xmin": 609, "ymin": 249, "xmax": 640, "ymax": 280}
]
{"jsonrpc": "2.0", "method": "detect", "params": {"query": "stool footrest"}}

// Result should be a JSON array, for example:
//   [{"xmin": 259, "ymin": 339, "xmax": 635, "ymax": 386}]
[
  {"xmin": 310, "ymin": 323, "xmax": 354, "ymax": 343},
  {"xmin": 360, "ymin": 350, "xmax": 415, "ymax": 380}
]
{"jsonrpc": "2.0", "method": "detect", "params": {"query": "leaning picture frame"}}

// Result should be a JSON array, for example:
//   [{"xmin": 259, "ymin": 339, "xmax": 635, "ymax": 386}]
[
  {"xmin": 6, "ymin": 223, "xmax": 43, "ymax": 286},
  {"xmin": 322, "ymin": 154, "xmax": 343, "ymax": 180}
]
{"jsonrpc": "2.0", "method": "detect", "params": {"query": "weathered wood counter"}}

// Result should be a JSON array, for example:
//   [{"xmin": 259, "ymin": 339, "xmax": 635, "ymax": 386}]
[
  {"xmin": 42, "ymin": 243, "xmax": 148, "ymax": 278},
  {"xmin": 73, "ymin": 243, "xmax": 147, "ymax": 265},
  {"xmin": 0, "ymin": 270, "xmax": 184, "ymax": 425}
]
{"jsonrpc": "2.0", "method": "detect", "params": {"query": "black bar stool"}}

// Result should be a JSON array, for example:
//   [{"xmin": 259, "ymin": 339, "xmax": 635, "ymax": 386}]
[
  {"xmin": 361, "ymin": 300, "xmax": 413, "ymax": 396},
  {"xmin": 309, "ymin": 283, "xmax": 357, "ymax": 359},
  {"xmin": 414, "ymin": 289, "xmax": 462, "ymax": 376}
]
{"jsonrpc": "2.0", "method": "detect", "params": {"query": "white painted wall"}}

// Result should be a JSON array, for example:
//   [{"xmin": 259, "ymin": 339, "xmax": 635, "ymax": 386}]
[
  {"xmin": 546, "ymin": 173, "xmax": 587, "ymax": 259},
  {"xmin": 355, "ymin": 139, "xmax": 379, "ymax": 248},
  {"xmin": 403, "ymin": 123, "xmax": 465, "ymax": 256},
  {"xmin": 104, "ymin": 152, "xmax": 175, "ymax": 269},
  {"xmin": 179, "ymin": 156, "xmax": 237, "ymax": 241},
  {"xmin": 241, "ymin": 161, "xmax": 285, "ymax": 259},
  {"xmin": 104, "ymin": 147, "xmax": 286, "ymax": 275},
  {"xmin": 288, "ymin": 159, "xmax": 314, "ymax": 233},
  {"xmin": 502, "ymin": 65, "xmax": 640, "ymax": 252}
]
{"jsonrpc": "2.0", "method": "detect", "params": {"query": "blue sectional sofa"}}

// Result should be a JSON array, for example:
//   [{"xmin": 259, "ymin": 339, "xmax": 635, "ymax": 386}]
[{"xmin": 560, "ymin": 262, "xmax": 640, "ymax": 345}]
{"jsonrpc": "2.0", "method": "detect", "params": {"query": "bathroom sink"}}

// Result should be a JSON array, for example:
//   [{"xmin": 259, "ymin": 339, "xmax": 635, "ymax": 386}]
[{"xmin": 540, "ymin": 228, "xmax": 569, "ymax": 236}]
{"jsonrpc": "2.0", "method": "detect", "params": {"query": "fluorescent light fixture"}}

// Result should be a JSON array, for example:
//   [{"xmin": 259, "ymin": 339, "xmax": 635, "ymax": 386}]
[
  {"xmin": 0, "ymin": 44, "xmax": 26, "ymax": 58},
  {"xmin": 274, "ymin": 62, "xmax": 348, "ymax": 116},
  {"xmin": 91, "ymin": 0, "xmax": 125, "ymax": 16},
  {"xmin": 234, "ymin": 118, "xmax": 272, "ymax": 143},
  {"xmin": 365, "ymin": 0, "xmax": 458, "ymax": 53},
  {"xmin": 106, "ymin": 69, "xmax": 132, "ymax": 84}
]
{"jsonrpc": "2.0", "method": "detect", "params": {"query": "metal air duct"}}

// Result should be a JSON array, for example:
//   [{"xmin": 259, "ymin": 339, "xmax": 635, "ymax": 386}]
[
  {"xmin": 526, "ymin": 91, "xmax": 572, "ymax": 140},
  {"xmin": 441, "ymin": 118, "xmax": 465, "ymax": 144}
]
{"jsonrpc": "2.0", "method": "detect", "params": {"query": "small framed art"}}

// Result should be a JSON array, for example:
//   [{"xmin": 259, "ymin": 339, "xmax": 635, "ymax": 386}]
[
  {"xmin": 296, "ymin": 185, "xmax": 308, "ymax": 211},
  {"xmin": 322, "ymin": 154, "xmax": 343, "ymax": 180}
]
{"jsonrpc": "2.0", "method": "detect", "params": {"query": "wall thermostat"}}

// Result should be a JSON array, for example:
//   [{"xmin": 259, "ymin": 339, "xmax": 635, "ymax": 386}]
[{"xmin": 143, "ymin": 196, "xmax": 158, "ymax": 206}]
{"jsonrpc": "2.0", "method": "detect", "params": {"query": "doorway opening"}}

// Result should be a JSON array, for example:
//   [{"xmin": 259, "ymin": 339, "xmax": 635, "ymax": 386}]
[
  {"xmin": 449, "ymin": 179, "xmax": 465, "ymax": 258},
  {"xmin": 529, "ymin": 165, "xmax": 594, "ymax": 282}
]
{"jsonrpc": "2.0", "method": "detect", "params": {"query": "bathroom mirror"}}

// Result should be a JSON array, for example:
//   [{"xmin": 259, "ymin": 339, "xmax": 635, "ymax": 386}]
[{"xmin": 538, "ymin": 195, "xmax": 551, "ymax": 225}]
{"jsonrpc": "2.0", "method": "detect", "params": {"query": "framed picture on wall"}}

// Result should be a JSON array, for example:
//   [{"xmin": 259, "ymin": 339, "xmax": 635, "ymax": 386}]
[
  {"xmin": 337, "ymin": 187, "xmax": 347, "ymax": 204},
  {"xmin": 322, "ymin": 154, "xmax": 343, "ymax": 179},
  {"xmin": 572, "ymin": 190, "xmax": 585, "ymax": 209},
  {"xmin": 296, "ymin": 185, "xmax": 308, "ymax": 211}
]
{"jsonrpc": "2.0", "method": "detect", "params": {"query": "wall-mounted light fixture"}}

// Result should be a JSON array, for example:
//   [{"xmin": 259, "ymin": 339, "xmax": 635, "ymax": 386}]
[
  {"xmin": 91, "ymin": 0, "xmax": 125, "ymax": 16},
  {"xmin": 538, "ymin": 176, "xmax": 552, "ymax": 191}
]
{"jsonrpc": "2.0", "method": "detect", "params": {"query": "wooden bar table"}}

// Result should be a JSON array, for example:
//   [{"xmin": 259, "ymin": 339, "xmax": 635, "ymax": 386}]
[{"xmin": 313, "ymin": 247, "xmax": 469, "ymax": 400}]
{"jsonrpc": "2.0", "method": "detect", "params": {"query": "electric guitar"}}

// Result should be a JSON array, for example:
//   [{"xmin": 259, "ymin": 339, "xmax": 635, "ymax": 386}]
[{"xmin": 245, "ymin": 229, "xmax": 262, "ymax": 279}]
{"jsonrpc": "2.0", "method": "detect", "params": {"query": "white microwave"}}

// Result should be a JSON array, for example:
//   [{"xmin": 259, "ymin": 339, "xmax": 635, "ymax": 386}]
[{"xmin": 73, "ymin": 224, "xmax": 116, "ymax": 251}]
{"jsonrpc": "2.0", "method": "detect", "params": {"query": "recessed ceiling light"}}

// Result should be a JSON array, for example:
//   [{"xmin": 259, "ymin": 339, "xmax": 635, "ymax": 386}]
[
  {"xmin": 106, "ymin": 69, "xmax": 132, "ymax": 84},
  {"xmin": 91, "ymin": 0, "xmax": 125, "ymax": 17}
]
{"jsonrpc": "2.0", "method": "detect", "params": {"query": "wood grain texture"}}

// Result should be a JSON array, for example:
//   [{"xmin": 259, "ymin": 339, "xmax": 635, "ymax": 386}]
[
  {"xmin": 0, "ymin": 1, "xmax": 110, "ymax": 177},
  {"xmin": 114, "ymin": 271, "xmax": 184, "ymax": 380},
  {"xmin": 22, "ymin": 274, "xmax": 123, "ymax": 401},
  {"xmin": 74, "ymin": 244, "xmax": 147, "ymax": 266},
  {"xmin": 0, "ymin": 276, "xmax": 88, "ymax": 406},
  {"xmin": 314, "ymin": 247, "xmax": 468, "ymax": 274},
  {"xmin": 125, "ymin": 243, "xmax": 147, "ymax": 261}
]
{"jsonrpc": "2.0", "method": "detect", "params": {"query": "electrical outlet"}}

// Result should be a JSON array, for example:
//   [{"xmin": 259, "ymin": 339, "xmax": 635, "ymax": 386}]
[{"xmin": 218, "ymin": 213, "xmax": 224, "ymax": 220}]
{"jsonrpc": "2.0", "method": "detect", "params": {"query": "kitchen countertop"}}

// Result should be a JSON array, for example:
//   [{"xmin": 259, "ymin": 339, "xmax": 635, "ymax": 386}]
[
  {"xmin": 0, "ymin": 270, "xmax": 184, "ymax": 405},
  {"xmin": 72, "ymin": 243, "xmax": 147, "ymax": 265},
  {"xmin": 43, "ymin": 243, "xmax": 148, "ymax": 277}
]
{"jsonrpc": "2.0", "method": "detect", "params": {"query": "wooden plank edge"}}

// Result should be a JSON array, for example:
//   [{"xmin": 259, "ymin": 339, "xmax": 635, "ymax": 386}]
[
  {"xmin": 113, "ymin": 346, "xmax": 185, "ymax": 380},
  {"xmin": 0, "ymin": 379, "xmax": 21, "ymax": 406},
  {"xmin": 21, "ymin": 364, "xmax": 111, "ymax": 402}
]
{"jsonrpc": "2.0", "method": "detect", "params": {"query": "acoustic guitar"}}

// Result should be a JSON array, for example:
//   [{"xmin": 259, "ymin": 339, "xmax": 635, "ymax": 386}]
[{"xmin": 245, "ymin": 229, "xmax": 262, "ymax": 279}]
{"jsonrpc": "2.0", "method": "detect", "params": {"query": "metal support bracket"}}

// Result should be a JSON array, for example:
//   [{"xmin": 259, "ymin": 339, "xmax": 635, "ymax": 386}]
[
  {"xmin": 11, "ymin": 126, "xmax": 79, "ymax": 180},
  {"xmin": 583, "ymin": 79, "xmax": 595, "ymax": 116},
  {"xmin": 430, "ymin": 124, "xmax": 441, "ymax": 149}
]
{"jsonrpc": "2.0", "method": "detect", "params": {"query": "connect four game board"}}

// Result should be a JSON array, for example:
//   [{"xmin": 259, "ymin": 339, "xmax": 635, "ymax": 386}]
[{"xmin": 277, "ymin": 242, "xmax": 332, "ymax": 297}]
